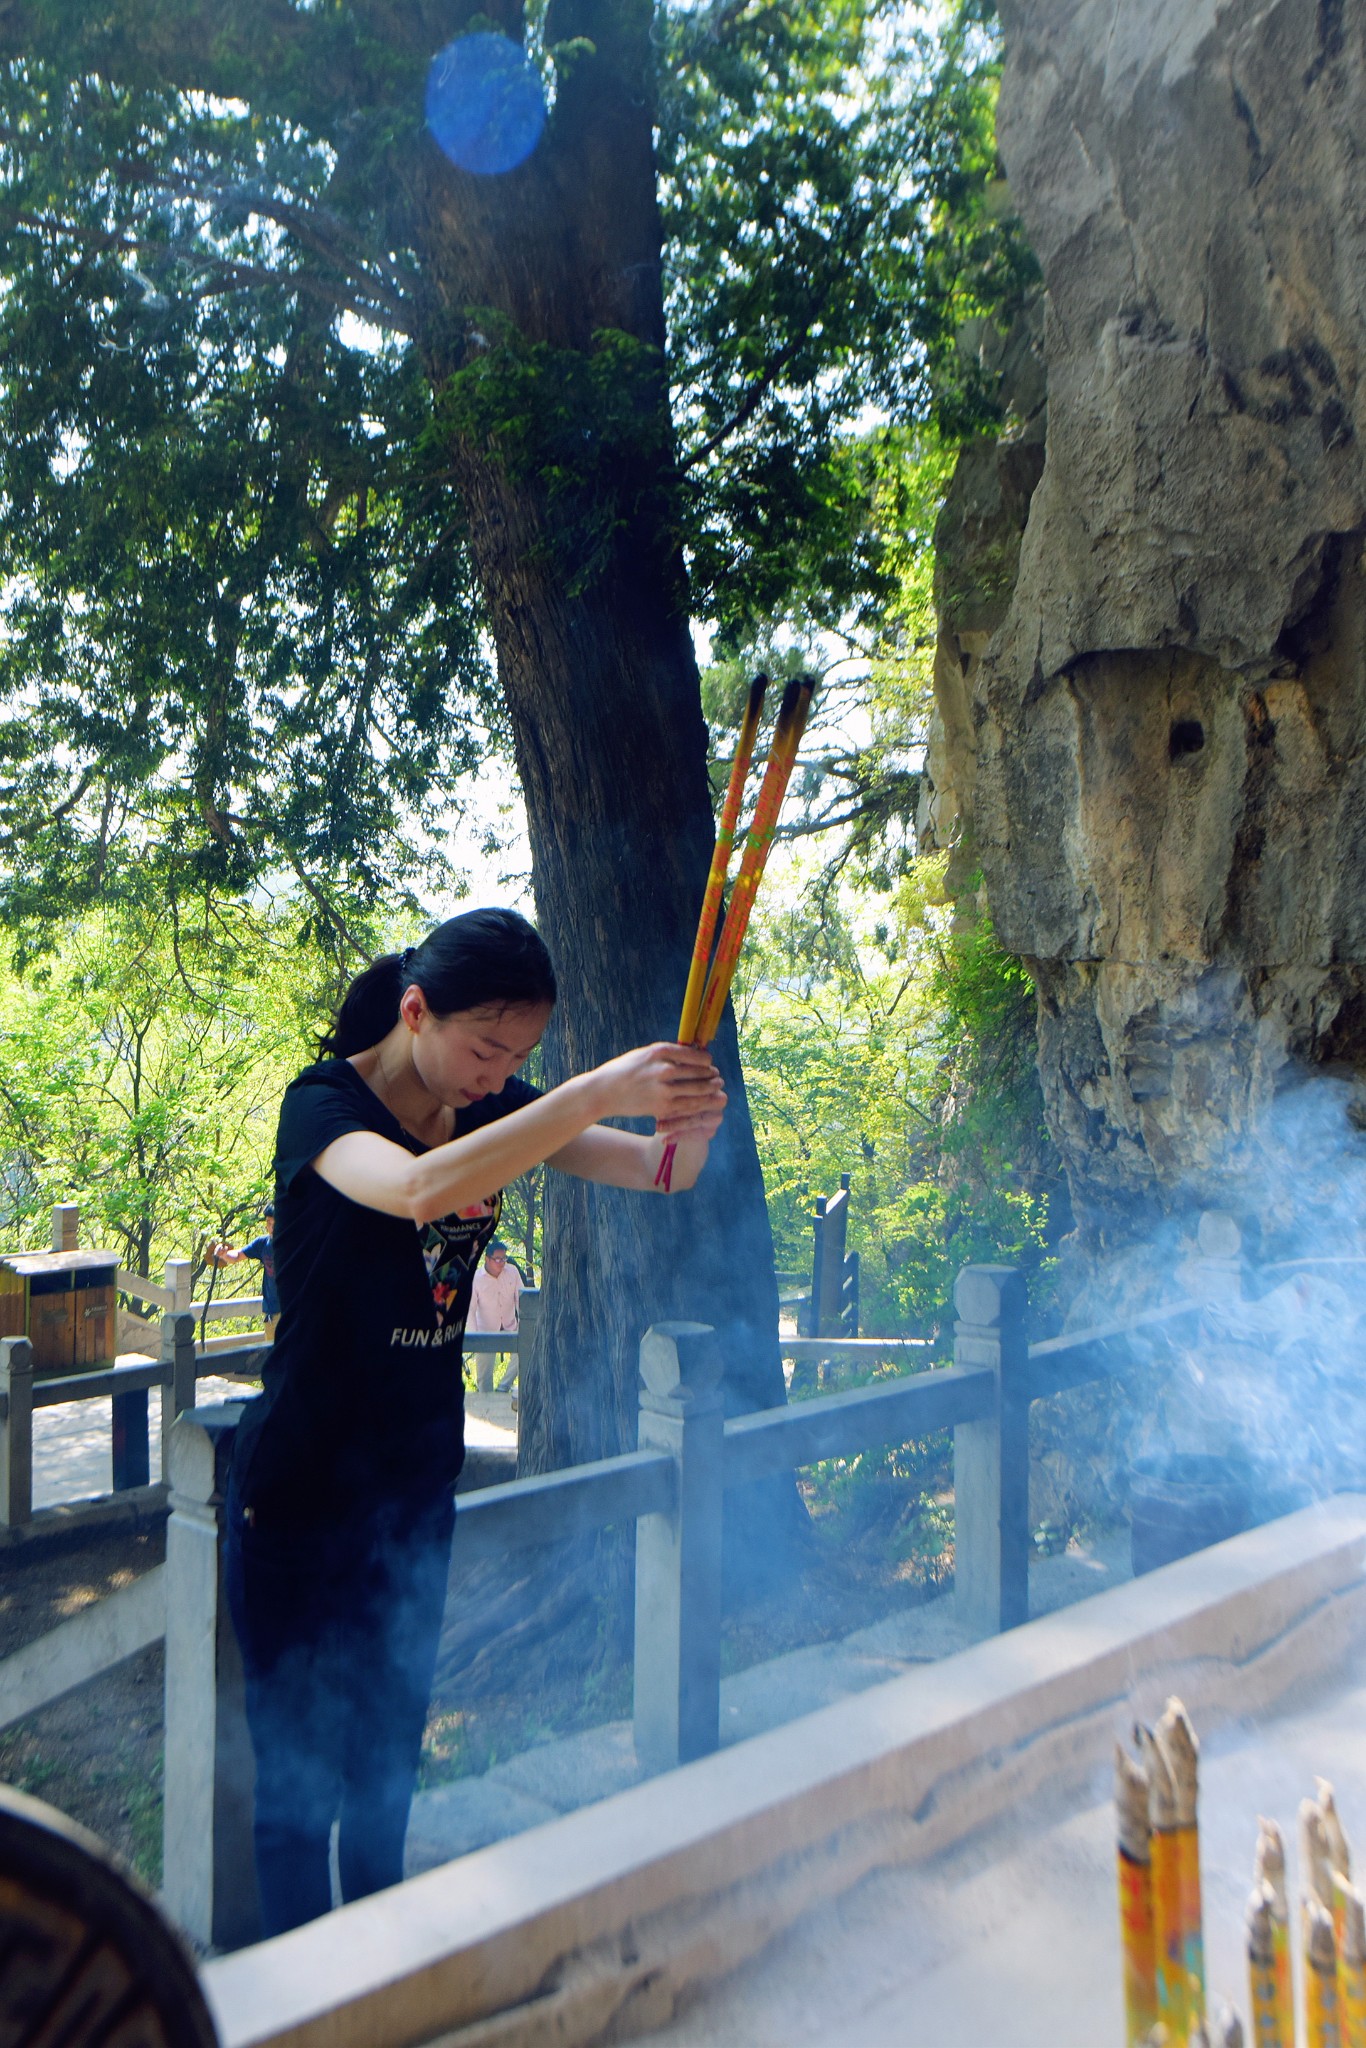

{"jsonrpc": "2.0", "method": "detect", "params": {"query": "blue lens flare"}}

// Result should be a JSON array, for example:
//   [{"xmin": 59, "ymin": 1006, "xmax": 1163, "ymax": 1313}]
[{"xmin": 425, "ymin": 32, "xmax": 547, "ymax": 177}]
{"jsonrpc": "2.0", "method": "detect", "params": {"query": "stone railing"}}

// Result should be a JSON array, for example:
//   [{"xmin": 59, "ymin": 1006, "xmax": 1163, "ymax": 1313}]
[
  {"xmin": 160, "ymin": 1263, "xmax": 1170, "ymax": 1949},
  {"xmin": 0, "ymin": 1258, "xmax": 1198, "ymax": 1949}
]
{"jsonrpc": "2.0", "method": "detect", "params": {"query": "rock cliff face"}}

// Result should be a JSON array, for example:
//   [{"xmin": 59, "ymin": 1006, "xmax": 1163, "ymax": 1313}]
[{"xmin": 926, "ymin": 0, "xmax": 1366, "ymax": 1249}]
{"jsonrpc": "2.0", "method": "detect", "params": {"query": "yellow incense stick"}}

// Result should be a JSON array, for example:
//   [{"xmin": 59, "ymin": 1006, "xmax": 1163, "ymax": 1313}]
[
  {"xmin": 1255, "ymin": 1820, "xmax": 1294, "ymax": 2045},
  {"xmin": 676, "ymin": 673, "xmax": 768, "ymax": 1047},
  {"xmin": 1305, "ymin": 1895, "xmax": 1343, "ymax": 2048},
  {"xmin": 1158, "ymin": 1698, "xmax": 1206, "ymax": 2019},
  {"xmin": 694, "ymin": 675, "xmax": 816, "ymax": 1046},
  {"xmin": 1337, "ymin": 1876, "xmax": 1366, "ymax": 2048},
  {"xmin": 1141, "ymin": 1724, "xmax": 1190, "ymax": 2046},
  {"xmin": 1117, "ymin": 1743, "xmax": 1159, "ymax": 2047},
  {"xmin": 1321, "ymin": 1782, "xmax": 1355, "ymax": 2014},
  {"xmin": 1250, "ymin": 1887, "xmax": 1290, "ymax": 2048}
]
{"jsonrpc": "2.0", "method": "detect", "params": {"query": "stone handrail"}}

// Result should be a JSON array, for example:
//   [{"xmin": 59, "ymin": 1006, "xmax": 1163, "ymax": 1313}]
[
  {"xmin": 1, "ymin": 1259, "xmax": 1188, "ymax": 1951},
  {"xmin": 158, "ymin": 1263, "xmax": 1110, "ymax": 1948}
]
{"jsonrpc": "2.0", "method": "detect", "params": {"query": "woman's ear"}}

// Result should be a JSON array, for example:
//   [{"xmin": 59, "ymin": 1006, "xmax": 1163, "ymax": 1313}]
[{"xmin": 398, "ymin": 984, "xmax": 427, "ymax": 1034}]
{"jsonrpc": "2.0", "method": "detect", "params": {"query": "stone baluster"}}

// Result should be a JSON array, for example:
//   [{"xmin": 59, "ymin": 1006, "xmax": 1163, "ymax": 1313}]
[
  {"xmin": 50, "ymin": 1203, "xmax": 79, "ymax": 1253},
  {"xmin": 952, "ymin": 1264, "xmax": 1031, "ymax": 1636},
  {"xmin": 162, "ymin": 1403, "xmax": 258, "ymax": 1951},
  {"xmin": 633, "ymin": 1321, "xmax": 724, "ymax": 1772},
  {"xmin": 0, "ymin": 1337, "xmax": 34, "ymax": 1528}
]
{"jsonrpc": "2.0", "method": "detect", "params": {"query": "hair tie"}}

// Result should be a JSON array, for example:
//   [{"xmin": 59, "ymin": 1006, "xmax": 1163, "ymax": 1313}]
[{"xmin": 399, "ymin": 946, "xmax": 415, "ymax": 974}]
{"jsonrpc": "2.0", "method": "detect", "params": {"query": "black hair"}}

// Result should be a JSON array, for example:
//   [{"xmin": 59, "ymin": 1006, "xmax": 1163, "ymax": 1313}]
[{"xmin": 319, "ymin": 908, "xmax": 557, "ymax": 1060}]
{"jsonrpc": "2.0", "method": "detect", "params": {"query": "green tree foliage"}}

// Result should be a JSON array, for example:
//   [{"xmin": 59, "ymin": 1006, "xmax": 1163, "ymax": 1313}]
[
  {"xmin": 0, "ymin": 1, "xmax": 1027, "ymax": 938},
  {"xmin": 662, "ymin": 0, "xmax": 1035, "ymax": 652},
  {"xmin": 736, "ymin": 854, "xmax": 1060, "ymax": 1342},
  {"xmin": 0, "ymin": 900, "xmax": 325, "ymax": 1281},
  {"xmin": 0, "ymin": 51, "xmax": 494, "ymax": 937}
]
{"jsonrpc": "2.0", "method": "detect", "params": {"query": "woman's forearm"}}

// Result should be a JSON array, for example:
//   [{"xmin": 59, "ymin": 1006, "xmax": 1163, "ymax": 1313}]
[
  {"xmin": 313, "ymin": 1042, "xmax": 724, "ymax": 1222},
  {"xmin": 316, "ymin": 1072, "xmax": 609, "ymax": 1222}
]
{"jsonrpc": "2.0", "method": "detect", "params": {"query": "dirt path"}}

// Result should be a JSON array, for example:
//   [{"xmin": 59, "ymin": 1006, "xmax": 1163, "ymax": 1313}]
[{"xmin": 0, "ymin": 1522, "xmax": 167, "ymax": 1883}]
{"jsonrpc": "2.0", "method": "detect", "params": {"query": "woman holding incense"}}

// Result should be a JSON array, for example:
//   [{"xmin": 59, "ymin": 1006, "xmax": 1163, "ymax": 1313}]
[{"xmin": 225, "ymin": 907, "xmax": 725, "ymax": 1936}]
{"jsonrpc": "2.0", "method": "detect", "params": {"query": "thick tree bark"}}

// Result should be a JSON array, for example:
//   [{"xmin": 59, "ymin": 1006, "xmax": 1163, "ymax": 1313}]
[
  {"xmin": 468, "ymin": 469, "xmax": 787, "ymax": 1472},
  {"xmin": 422, "ymin": 6, "xmax": 787, "ymax": 1473},
  {"xmin": 409, "ymin": 1, "xmax": 791, "ymax": 1470}
]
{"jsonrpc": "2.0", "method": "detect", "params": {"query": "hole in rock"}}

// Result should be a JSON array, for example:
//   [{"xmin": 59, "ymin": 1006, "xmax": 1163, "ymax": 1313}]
[{"xmin": 1169, "ymin": 719, "xmax": 1205, "ymax": 760}]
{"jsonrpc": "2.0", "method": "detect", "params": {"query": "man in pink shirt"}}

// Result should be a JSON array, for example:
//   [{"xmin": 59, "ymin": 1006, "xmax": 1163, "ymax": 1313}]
[{"xmin": 468, "ymin": 1239, "xmax": 523, "ymax": 1391}]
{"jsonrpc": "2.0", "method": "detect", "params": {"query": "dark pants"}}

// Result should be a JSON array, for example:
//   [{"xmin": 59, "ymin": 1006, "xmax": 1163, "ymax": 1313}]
[{"xmin": 224, "ymin": 1485, "xmax": 454, "ymax": 1937}]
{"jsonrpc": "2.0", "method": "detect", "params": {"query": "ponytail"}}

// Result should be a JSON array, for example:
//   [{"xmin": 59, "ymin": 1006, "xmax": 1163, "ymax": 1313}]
[{"xmin": 319, "ymin": 909, "xmax": 557, "ymax": 1059}]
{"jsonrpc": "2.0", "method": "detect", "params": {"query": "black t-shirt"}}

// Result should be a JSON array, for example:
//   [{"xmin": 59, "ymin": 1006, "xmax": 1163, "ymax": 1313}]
[{"xmin": 231, "ymin": 1058, "xmax": 539, "ymax": 1525}]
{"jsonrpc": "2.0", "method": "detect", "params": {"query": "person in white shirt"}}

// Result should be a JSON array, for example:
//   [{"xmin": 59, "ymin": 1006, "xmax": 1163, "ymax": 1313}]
[{"xmin": 468, "ymin": 1239, "xmax": 523, "ymax": 1390}]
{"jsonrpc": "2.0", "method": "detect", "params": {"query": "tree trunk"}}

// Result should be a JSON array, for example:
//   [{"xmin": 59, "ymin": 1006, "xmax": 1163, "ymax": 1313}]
[
  {"xmin": 485, "ymin": 487, "xmax": 786, "ymax": 1475},
  {"xmin": 410, "ymin": 0, "xmax": 792, "ymax": 1480}
]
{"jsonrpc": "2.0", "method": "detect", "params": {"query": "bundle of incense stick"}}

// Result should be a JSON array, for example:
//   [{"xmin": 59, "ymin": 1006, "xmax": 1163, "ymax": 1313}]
[
  {"xmin": 1118, "ymin": 1742, "xmax": 1159, "ymax": 2046},
  {"xmin": 1244, "ymin": 1780, "xmax": 1363, "ymax": 2048},
  {"xmin": 1116, "ymin": 1700, "xmax": 1366, "ymax": 2046},
  {"xmin": 1255, "ymin": 1820, "xmax": 1294, "ymax": 2044},
  {"xmin": 654, "ymin": 672, "xmax": 816, "ymax": 1190},
  {"xmin": 1131, "ymin": 1707, "xmax": 1204, "ymax": 2046}
]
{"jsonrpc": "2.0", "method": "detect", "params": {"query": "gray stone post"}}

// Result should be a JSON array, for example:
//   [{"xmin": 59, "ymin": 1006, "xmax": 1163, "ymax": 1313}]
[
  {"xmin": 159, "ymin": 1312, "xmax": 197, "ymax": 1481},
  {"xmin": 51, "ymin": 1202, "xmax": 80, "ymax": 1253},
  {"xmin": 952, "ymin": 1265, "xmax": 1030, "ymax": 1636},
  {"xmin": 163, "ymin": 1403, "xmax": 259, "ymax": 1951},
  {"xmin": 164, "ymin": 1258, "xmax": 193, "ymax": 1315},
  {"xmin": 633, "ymin": 1321, "xmax": 724, "ymax": 1772},
  {"xmin": 514, "ymin": 1285, "xmax": 540, "ymax": 1395},
  {"xmin": 0, "ymin": 1337, "xmax": 33, "ymax": 1528}
]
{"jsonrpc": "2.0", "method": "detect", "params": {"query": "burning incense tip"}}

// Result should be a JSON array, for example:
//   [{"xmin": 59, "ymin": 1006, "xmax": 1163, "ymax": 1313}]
[
  {"xmin": 1157, "ymin": 1698, "xmax": 1200, "ymax": 1826},
  {"xmin": 1256, "ymin": 1819, "xmax": 1288, "ymax": 1899},
  {"xmin": 1302, "ymin": 1797, "xmax": 1335, "ymax": 1912},
  {"xmin": 1339, "ymin": 1876, "xmax": 1366, "ymax": 1968},
  {"xmin": 1116, "ymin": 1743, "xmax": 1158, "ymax": 2046},
  {"xmin": 1319, "ymin": 1779, "xmax": 1353, "ymax": 1884},
  {"xmin": 1140, "ymin": 1724, "xmax": 1179, "ymax": 1828}
]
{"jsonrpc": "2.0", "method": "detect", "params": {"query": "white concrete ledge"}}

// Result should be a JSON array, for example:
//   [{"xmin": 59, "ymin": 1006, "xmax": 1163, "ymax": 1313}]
[{"xmin": 203, "ymin": 1497, "xmax": 1366, "ymax": 2048}]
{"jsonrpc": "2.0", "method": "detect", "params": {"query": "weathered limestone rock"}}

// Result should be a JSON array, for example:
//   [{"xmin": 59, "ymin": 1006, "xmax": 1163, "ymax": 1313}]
[{"xmin": 926, "ymin": 0, "xmax": 1366, "ymax": 1249}]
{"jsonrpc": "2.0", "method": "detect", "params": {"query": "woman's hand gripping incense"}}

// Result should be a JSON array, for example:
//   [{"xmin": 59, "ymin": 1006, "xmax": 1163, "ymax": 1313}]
[
  {"xmin": 588, "ymin": 1040, "xmax": 726, "ymax": 1135},
  {"xmin": 543, "ymin": 1040, "xmax": 726, "ymax": 1195}
]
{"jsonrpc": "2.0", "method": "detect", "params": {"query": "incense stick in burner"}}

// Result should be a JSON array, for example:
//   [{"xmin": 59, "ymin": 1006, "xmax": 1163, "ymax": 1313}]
[
  {"xmin": 1249, "ymin": 1885, "xmax": 1290, "ymax": 2048},
  {"xmin": 1336, "ymin": 1875, "xmax": 1366, "ymax": 2048},
  {"xmin": 1141, "ymin": 1722, "xmax": 1191, "ymax": 2045},
  {"xmin": 1117, "ymin": 1742, "xmax": 1159, "ymax": 2047},
  {"xmin": 1305, "ymin": 1894, "xmax": 1343, "ymax": 2048},
  {"xmin": 1158, "ymin": 1696, "xmax": 1206, "ymax": 2018},
  {"xmin": 1255, "ymin": 1819, "xmax": 1294, "ymax": 2044},
  {"xmin": 1320, "ymin": 1779, "xmax": 1355, "ymax": 2011}
]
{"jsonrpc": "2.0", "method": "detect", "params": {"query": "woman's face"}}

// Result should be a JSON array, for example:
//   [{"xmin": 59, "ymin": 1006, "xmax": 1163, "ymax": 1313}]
[{"xmin": 402, "ymin": 993, "xmax": 552, "ymax": 1107}]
